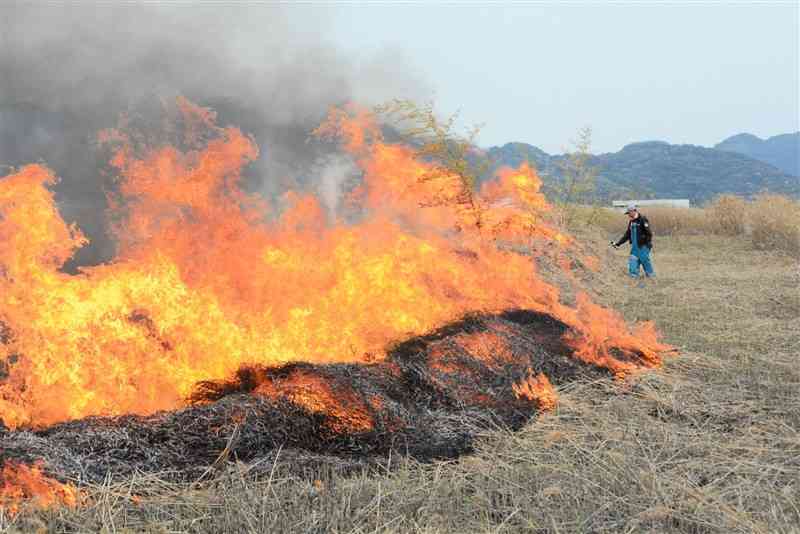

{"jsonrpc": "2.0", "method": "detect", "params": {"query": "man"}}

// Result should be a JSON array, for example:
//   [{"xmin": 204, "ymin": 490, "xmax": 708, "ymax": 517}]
[{"xmin": 611, "ymin": 204, "xmax": 655, "ymax": 278}]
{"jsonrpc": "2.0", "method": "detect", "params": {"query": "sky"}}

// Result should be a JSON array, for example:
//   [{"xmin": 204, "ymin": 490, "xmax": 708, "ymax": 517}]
[
  {"xmin": 1, "ymin": 2, "xmax": 797, "ymax": 157},
  {"xmin": 331, "ymin": 2, "xmax": 799, "ymax": 153}
]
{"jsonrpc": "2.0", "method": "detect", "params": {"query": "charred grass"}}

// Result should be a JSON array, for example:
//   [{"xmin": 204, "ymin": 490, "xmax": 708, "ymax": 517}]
[{"xmin": 3, "ymin": 235, "xmax": 799, "ymax": 533}]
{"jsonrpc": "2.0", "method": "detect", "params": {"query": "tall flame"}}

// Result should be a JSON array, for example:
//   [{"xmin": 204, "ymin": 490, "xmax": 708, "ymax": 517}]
[{"xmin": 0, "ymin": 100, "xmax": 669, "ymax": 429}]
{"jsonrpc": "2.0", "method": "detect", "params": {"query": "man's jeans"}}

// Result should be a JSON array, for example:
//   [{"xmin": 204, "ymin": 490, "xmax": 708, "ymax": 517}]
[{"xmin": 629, "ymin": 246, "xmax": 655, "ymax": 278}]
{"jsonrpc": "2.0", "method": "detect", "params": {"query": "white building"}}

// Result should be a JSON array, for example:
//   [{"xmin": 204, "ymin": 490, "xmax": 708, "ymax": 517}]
[{"xmin": 612, "ymin": 199, "xmax": 691, "ymax": 211}]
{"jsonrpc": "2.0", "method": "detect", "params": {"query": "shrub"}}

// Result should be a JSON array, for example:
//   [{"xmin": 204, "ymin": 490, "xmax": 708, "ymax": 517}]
[
  {"xmin": 569, "ymin": 196, "xmax": 800, "ymax": 257},
  {"xmin": 639, "ymin": 207, "xmax": 708, "ymax": 236},
  {"xmin": 706, "ymin": 195, "xmax": 747, "ymax": 236},
  {"xmin": 561, "ymin": 205, "xmax": 619, "ymax": 233},
  {"xmin": 748, "ymin": 194, "xmax": 800, "ymax": 257},
  {"xmin": 572, "ymin": 205, "xmax": 709, "ymax": 237}
]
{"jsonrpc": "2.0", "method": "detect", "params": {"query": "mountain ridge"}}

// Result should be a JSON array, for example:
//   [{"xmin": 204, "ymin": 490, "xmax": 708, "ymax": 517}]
[
  {"xmin": 483, "ymin": 135, "xmax": 799, "ymax": 204},
  {"xmin": 714, "ymin": 131, "xmax": 798, "ymax": 176}
]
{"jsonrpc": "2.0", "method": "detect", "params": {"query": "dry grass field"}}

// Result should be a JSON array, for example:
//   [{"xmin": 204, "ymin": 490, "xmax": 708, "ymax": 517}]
[
  {"xmin": 583, "ymin": 194, "xmax": 800, "ymax": 257},
  {"xmin": 3, "ymin": 230, "xmax": 799, "ymax": 533}
]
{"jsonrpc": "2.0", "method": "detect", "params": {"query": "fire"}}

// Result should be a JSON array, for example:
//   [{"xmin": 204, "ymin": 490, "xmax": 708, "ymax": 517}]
[
  {"xmin": 453, "ymin": 331, "xmax": 517, "ymax": 369},
  {"xmin": 513, "ymin": 371, "xmax": 558, "ymax": 411},
  {"xmin": 252, "ymin": 368, "xmax": 378, "ymax": 433},
  {"xmin": 0, "ymin": 461, "xmax": 77, "ymax": 516},
  {"xmin": 0, "ymin": 99, "xmax": 670, "ymax": 430}
]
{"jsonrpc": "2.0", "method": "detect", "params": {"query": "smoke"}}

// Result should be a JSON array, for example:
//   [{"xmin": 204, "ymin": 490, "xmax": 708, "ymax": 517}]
[
  {"xmin": 314, "ymin": 154, "xmax": 360, "ymax": 217},
  {"xmin": 0, "ymin": 2, "xmax": 430, "ymax": 265}
]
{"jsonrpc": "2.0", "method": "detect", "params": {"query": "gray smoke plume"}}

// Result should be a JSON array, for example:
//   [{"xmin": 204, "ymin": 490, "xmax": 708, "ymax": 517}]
[{"xmin": 0, "ymin": 2, "xmax": 429, "ymax": 266}]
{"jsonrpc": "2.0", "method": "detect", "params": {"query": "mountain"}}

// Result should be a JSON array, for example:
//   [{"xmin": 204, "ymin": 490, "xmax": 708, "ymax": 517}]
[
  {"xmin": 483, "ymin": 140, "xmax": 799, "ymax": 204},
  {"xmin": 714, "ymin": 132, "xmax": 799, "ymax": 177},
  {"xmin": 591, "ymin": 141, "xmax": 798, "ymax": 202},
  {"xmin": 484, "ymin": 142, "xmax": 620, "ymax": 199},
  {"xmin": 485, "ymin": 142, "xmax": 552, "ymax": 171}
]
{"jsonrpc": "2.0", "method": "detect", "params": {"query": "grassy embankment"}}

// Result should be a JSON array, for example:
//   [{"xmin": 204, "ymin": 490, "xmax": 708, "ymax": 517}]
[{"xmin": 3, "ymin": 200, "xmax": 799, "ymax": 533}]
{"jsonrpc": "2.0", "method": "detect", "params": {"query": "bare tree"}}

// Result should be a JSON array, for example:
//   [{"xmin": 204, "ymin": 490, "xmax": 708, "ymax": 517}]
[
  {"xmin": 550, "ymin": 126, "xmax": 601, "ymax": 226},
  {"xmin": 374, "ymin": 99, "xmax": 488, "ymax": 233},
  {"xmin": 553, "ymin": 126, "xmax": 597, "ymax": 205}
]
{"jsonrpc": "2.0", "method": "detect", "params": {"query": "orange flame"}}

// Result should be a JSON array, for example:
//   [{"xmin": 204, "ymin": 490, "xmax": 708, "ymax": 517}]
[
  {"xmin": 0, "ymin": 462, "xmax": 78, "ymax": 516},
  {"xmin": 0, "ymin": 99, "xmax": 670, "ymax": 429},
  {"xmin": 513, "ymin": 371, "xmax": 558, "ymax": 411},
  {"xmin": 253, "ymin": 369, "xmax": 377, "ymax": 433}
]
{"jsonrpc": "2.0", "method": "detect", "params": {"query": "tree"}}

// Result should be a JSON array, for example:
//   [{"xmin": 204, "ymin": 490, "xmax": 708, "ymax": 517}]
[
  {"xmin": 553, "ymin": 126, "xmax": 598, "ymax": 205},
  {"xmin": 374, "ymin": 99, "xmax": 488, "ymax": 233},
  {"xmin": 550, "ymin": 126, "xmax": 600, "ymax": 226}
]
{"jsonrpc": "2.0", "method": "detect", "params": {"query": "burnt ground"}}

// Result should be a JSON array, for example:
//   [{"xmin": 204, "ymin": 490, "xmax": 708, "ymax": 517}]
[{"xmin": 1, "ymin": 310, "xmax": 608, "ymax": 484}]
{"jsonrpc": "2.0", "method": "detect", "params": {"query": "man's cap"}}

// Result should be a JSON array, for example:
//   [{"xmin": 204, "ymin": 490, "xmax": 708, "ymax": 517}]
[{"xmin": 624, "ymin": 204, "xmax": 637, "ymax": 214}]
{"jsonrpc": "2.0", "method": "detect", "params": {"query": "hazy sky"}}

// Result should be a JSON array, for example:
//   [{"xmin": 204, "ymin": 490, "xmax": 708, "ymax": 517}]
[{"xmin": 331, "ymin": 2, "xmax": 799, "ymax": 153}]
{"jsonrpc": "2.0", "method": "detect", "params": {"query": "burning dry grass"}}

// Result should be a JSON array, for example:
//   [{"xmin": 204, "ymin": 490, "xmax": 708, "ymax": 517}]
[
  {"xmin": 0, "ymin": 311, "xmax": 617, "ymax": 489},
  {"xmin": 1, "ymin": 99, "xmax": 677, "ymax": 528},
  {"xmin": 3, "ymin": 234, "xmax": 797, "ymax": 533},
  {"xmin": 0, "ymin": 462, "xmax": 77, "ymax": 518},
  {"xmin": 0, "ymin": 101, "xmax": 665, "ymax": 432}
]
